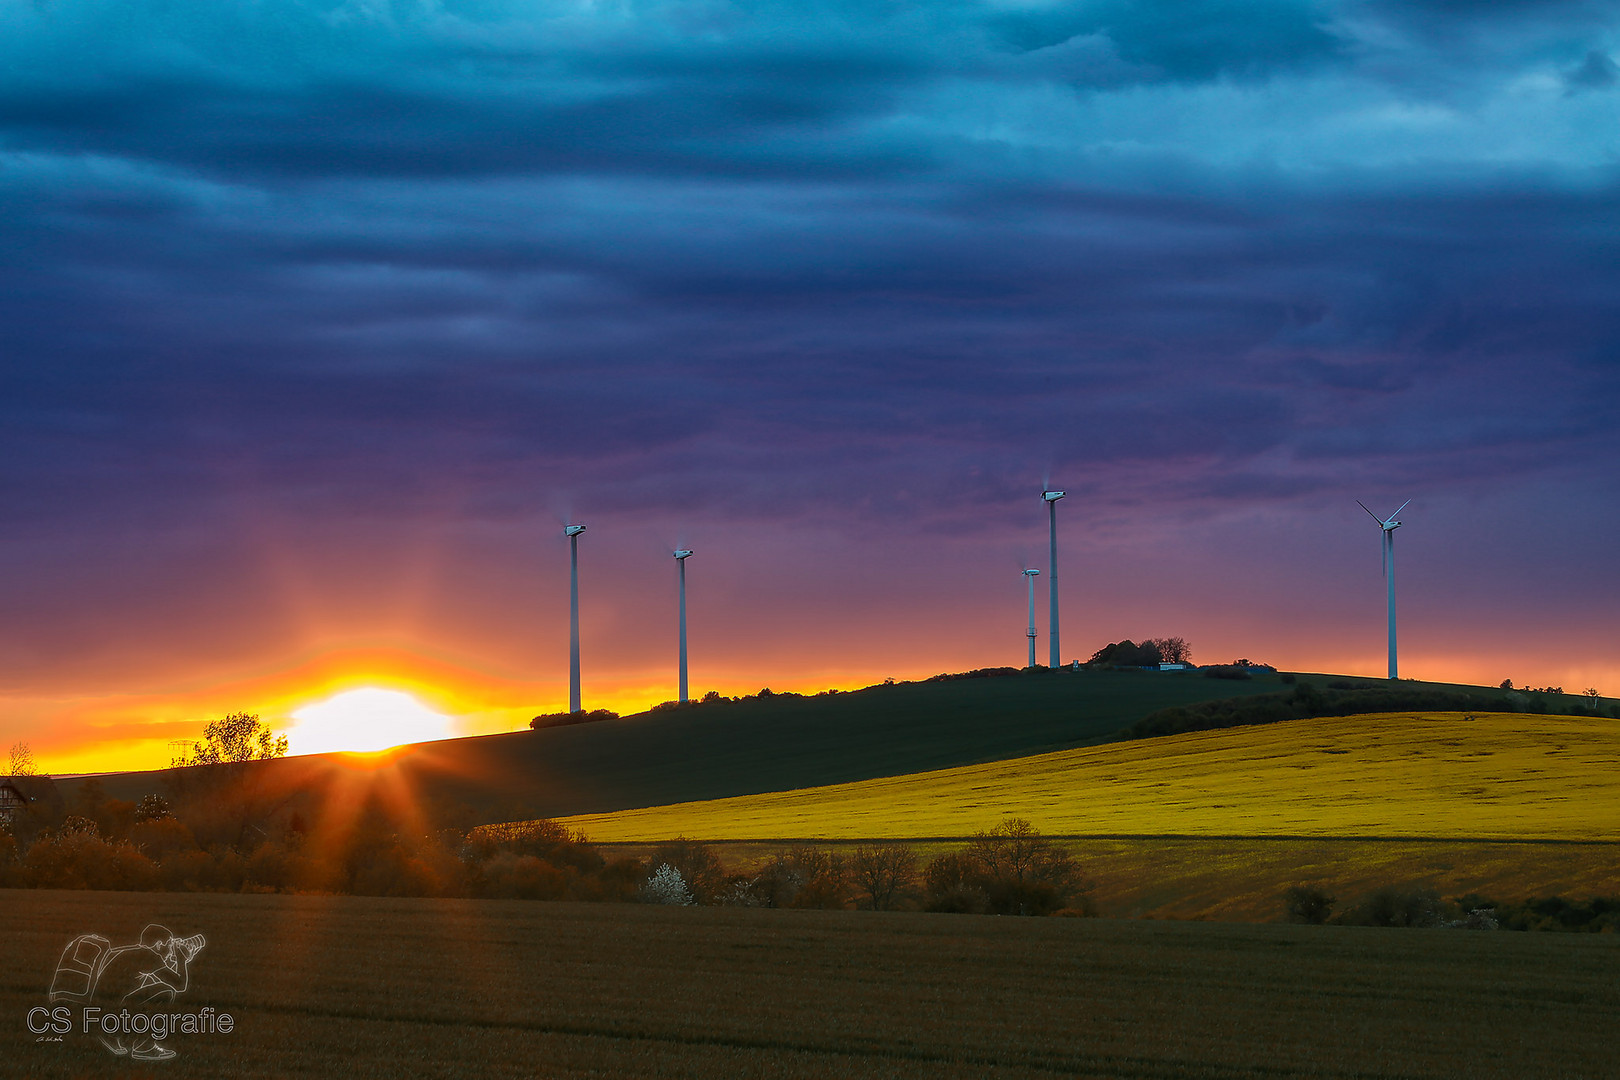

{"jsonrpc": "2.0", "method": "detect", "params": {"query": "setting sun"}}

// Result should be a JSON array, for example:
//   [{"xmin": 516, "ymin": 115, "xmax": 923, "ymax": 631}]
[{"xmin": 287, "ymin": 688, "xmax": 458, "ymax": 756}]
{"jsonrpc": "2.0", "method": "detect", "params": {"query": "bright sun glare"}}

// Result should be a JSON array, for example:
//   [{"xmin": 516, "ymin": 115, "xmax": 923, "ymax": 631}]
[{"xmin": 286, "ymin": 688, "xmax": 457, "ymax": 756}]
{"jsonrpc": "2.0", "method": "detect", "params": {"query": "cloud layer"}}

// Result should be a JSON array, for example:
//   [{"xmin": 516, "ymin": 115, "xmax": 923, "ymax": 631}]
[{"xmin": 2, "ymin": 0, "xmax": 1617, "ymax": 750}]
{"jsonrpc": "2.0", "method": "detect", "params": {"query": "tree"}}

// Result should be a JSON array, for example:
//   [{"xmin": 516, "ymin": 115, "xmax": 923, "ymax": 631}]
[
  {"xmin": 1284, "ymin": 885, "xmax": 1335, "ymax": 924},
  {"xmin": 1147, "ymin": 637, "xmax": 1192, "ymax": 665},
  {"xmin": 964, "ymin": 818, "xmax": 1086, "ymax": 916},
  {"xmin": 134, "ymin": 794, "xmax": 172, "ymax": 824},
  {"xmin": 850, "ymin": 843, "xmax": 918, "ymax": 911},
  {"xmin": 922, "ymin": 819, "xmax": 1088, "ymax": 916},
  {"xmin": 167, "ymin": 713, "xmax": 290, "ymax": 852},
  {"xmin": 8, "ymin": 741, "xmax": 36, "ymax": 776},
  {"xmin": 1087, "ymin": 640, "xmax": 1160, "ymax": 667},
  {"xmin": 174, "ymin": 713, "xmax": 287, "ymax": 766},
  {"xmin": 649, "ymin": 838, "xmax": 725, "ymax": 903},
  {"xmin": 639, "ymin": 863, "xmax": 696, "ymax": 905}
]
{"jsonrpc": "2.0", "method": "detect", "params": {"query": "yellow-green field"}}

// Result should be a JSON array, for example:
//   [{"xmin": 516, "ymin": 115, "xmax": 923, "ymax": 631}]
[
  {"xmin": 558, "ymin": 712, "xmax": 1620, "ymax": 842},
  {"xmin": 4, "ymin": 889, "xmax": 1619, "ymax": 1079}
]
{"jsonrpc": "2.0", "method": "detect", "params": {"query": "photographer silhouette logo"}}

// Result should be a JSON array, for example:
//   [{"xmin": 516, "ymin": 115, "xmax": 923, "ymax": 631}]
[{"xmin": 39, "ymin": 924, "xmax": 222, "ymax": 1061}]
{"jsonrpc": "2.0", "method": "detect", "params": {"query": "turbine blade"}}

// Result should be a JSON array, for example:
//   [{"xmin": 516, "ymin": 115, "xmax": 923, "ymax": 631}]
[
  {"xmin": 1385, "ymin": 498, "xmax": 1411, "ymax": 525},
  {"xmin": 1357, "ymin": 500, "xmax": 1384, "ymax": 525}
]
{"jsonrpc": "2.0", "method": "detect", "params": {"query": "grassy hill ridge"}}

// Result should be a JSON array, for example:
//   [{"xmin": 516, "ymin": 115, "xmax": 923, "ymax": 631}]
[
  {"xmin": 91, "ymin": 667, "xmax": 1301, "ymax": 820},
  {"xmin": 84, "ymin": 667, "xmax": 1549, "ymax": 825}
]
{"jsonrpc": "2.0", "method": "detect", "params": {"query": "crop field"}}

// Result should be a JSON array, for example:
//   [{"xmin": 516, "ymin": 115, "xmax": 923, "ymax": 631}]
[
  {"xmin": 4, "ymin": 889, "xmax": 1619, "ymax": 1080},
  {"xmin": 556, "ymin": 712, "xmax": 1620, "ymax": 842}
]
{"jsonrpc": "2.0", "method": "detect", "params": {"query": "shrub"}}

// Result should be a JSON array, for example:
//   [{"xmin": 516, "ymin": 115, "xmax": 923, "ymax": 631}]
[
  {"xmin": 1338, "ymin": 886, "xmax": 1446, "ymax": 928},
  {"xmin": 476, "ymin": 852, "xmax": 569, "ymax": 900},
  {"xmin": 22, "ymin": 827, "xmax": 158, "ymax": 891},
  {"xmin": 924, "ymin": 820, "xmax": 1087, "ymax": 916},
  {"xmin": 649, "ymin": 838, "xmax": 725, "ymax": 903},
  {"xmin": 529, "ymin": 709, "xmax": 619, "ymax": 730}
]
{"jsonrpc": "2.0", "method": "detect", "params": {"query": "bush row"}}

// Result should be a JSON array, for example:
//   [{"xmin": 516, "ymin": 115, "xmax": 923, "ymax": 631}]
[{"xmin": 1283, "ymin": 884, "xmax": 1620, "ymax": 932}]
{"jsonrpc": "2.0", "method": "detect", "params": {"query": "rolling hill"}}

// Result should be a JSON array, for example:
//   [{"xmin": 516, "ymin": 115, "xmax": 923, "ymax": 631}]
[
  {"xmin": 551, "ymin": 711, "xmax": 1620, "ymax": 842},
  {"xmin": 93, "ymin": 667, "xmax": 1300, "ymax": 820}
]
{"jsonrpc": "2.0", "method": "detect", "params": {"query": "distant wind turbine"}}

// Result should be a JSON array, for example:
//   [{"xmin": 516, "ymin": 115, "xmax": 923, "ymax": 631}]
[
  {"xmin": 1357, "ymin": 499, "xmax": 1410, "ymax": 680},
  {"xmin": 674, "ymin": 549, "xmax": 693, "ymax": 702},
  {"xmin": 1022, "ymin": 568, "xmax": 1041, "ymax": 668},
  {"xmin": 565, "ymin": 524, "xmax": 586, "ymax": 712},
  {"xmin": 1042, "ymin": 489, "xmax": 1065, "ymax": 667}
]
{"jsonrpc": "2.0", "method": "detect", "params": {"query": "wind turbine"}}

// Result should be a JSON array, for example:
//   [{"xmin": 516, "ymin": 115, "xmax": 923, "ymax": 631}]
[
  {"xmin": 1357, "ymin": 499, "xmax": 1410, "ymax": 680},
  {"xmin": 1042, "ymin": 489, "xmax": 1065, "ymax": 667},
  {"xmin": 674, "ymin": 549, "xmax": 693, "ymax": 702},
  {"xmin": 565, "ymin": 524, "xmax": 586, "ymax": 712},
  {"xmin": 1022, "ymin": 568, "xmax": 1041, "ymax": 668}
]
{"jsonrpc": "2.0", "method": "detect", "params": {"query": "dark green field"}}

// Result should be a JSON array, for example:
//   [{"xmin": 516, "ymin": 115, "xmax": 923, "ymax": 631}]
[
  {"xmin": 4, "ymin": 889, "xmax": 1617, "ymax": 1079},
  {"xmin": 96, "ymin": 668, "xmax": 1303, "ymax": 821}
]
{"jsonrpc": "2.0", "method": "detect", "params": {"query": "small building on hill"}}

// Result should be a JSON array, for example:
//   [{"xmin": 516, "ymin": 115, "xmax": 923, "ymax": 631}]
[
  {"xmin": 0, "ymin": 778, "xmax": 27, "ymax": 824},
  {"xmin": 0, "ymin": 775, "xmax": 66, "ymax": 841}
]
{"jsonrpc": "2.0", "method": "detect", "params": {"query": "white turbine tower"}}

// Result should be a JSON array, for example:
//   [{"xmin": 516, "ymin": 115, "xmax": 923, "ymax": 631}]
[
  {"xmin": 1022, "ymin": 568, "xmax": 1041, "ymax": 668},
  {"xmin": 565, "ymin": 524, "xmax": 586, "ymax": 712},
  {"xmin": 1042, "ymin": 489, "xmax": 1065, "ymax": 667},
  {"xmin": 1357, "ymin": 499, "xmax": 1410, "ymax": 680},
  {"xmin": 674, "ymin": 549, "xmax": 693, "ymax": 703}
]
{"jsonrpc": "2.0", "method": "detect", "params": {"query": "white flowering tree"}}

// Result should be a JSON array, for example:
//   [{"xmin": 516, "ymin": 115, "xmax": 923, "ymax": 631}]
[{"xmin": 639, "ymin": 862, "xmax": 695, "ymax": 905}]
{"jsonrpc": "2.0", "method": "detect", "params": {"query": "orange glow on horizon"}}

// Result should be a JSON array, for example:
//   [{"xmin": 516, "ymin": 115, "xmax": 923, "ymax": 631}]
[
  {"xmin": 12, "ymin": 644, "xmax": 906, "ymax": 775},
  {"xmin": 12, "ymin": 638, "xmax": 1617, "ymax": 777}
]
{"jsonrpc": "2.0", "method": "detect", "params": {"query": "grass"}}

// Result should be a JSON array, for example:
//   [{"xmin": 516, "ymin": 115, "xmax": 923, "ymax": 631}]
[
  {"xmin": 4, "ymin": 888, "xmax": 1618, "ymax": 1079},
  {"xmin": 553, "ymin": 711, "xmax": 1620, "ymax": 842}
]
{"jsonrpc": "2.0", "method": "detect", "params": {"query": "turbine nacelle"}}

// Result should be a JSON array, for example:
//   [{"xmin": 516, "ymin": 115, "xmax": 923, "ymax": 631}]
[
  {"xmin": 673, "ymin": 549, "xmax": 693, "ymax": 560},
  {"xmin": 1022, "ymin": 568, "xmax": 1040, "ymax": 577},
  {"xmin": 1042, "ymin": 490, "xmax": 1065, "ymax": 502},
  {"xmin": 564, "ymin": 524, "xmax": 586, "ymax": 537}
]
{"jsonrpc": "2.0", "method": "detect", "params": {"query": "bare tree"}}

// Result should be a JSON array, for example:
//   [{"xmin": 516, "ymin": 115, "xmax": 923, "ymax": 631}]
[
  {"xmin": 8, "ymin": 741, "xmax": 36, "ymax": 776},
  {"xmin": 850, "ymin": 842, "xmax": 918, "ymax": 911}
]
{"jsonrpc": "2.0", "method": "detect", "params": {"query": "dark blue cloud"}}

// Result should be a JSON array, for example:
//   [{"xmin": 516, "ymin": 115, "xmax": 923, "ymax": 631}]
[{"xmin": 2, "ymin": 0, "xmax": 1617, "ymax": 549}]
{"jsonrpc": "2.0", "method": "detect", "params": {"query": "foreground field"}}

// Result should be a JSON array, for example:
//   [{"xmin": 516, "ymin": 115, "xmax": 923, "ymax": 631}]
[
  {"xmin": 557, "ymin": 712, "xmax": 1620, "ymax": 842},
  {"xmin": 4, "ymin": 890, "xmax": 1618, "ymax": 1079}
]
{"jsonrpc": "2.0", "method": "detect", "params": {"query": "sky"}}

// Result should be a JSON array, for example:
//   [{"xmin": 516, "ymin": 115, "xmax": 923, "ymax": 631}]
[{"xmin": 2, "ymin": 0, "xmax": 1617, "ymax": 771}]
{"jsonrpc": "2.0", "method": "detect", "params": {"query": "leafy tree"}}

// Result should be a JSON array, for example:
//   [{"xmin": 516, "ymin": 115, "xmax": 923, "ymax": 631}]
[
  {"xmin": 1146, "ymin": 637, "xmax": 1192, "ymax": 665},
  {"xmin": 167, "ymin": 712, "xmax": 290, "ymax": 852},
  {"xmin": 1087, "ymin": 640, "xmax": 1161, "ymax": 667},
  {"xmin": 174, "ymin": 713, "xmax": 287, "ymax": 766},
  {"xmin": 1283, "ymin": 884, "xmax": 1335, "ymax": 924}
]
